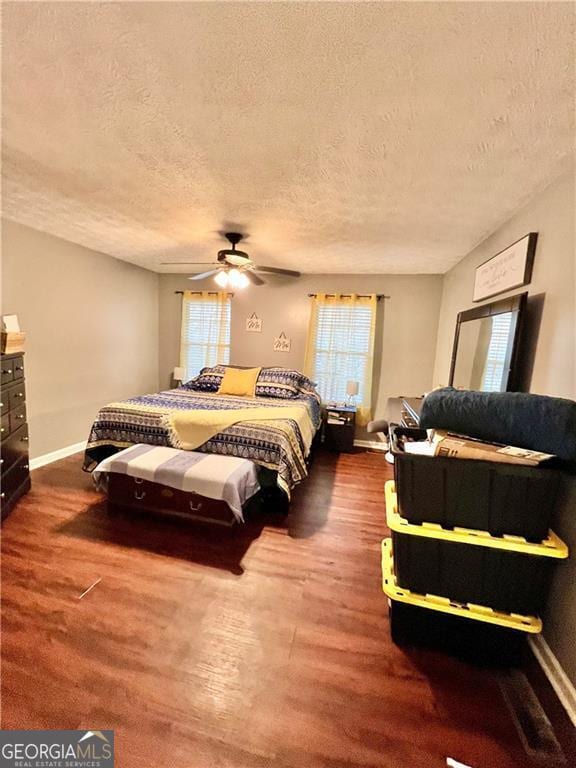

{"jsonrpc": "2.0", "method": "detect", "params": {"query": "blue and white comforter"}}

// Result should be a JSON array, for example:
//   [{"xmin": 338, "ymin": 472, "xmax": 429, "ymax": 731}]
[{"xmin": 84, "ymin": 387, "xmax": 321, "ymax": 494}]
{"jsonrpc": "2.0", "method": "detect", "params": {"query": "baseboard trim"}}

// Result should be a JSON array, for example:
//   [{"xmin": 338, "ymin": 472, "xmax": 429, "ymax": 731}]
[
  {"xmin": 29, "ymin": 441, "xmax": 86, "ymax": 470},
  {"xmin": 353, "ymin": 439, "xmax": 388, "ymax": 452},
  {"xmin": 529, "ymin": 635, "xmax": 576, "ymax": 728}
]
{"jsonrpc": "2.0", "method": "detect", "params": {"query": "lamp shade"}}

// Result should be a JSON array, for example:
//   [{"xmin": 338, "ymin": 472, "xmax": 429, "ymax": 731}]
[
  {"xmin": 228, "ymin": 269, "xmax": 249, "ymax": 289},
  {"xmin": 346, "ymin": 380, "xmax": 359, "ymax": 397},
  {"xmin": 173, "ymin": 366, "xmax": 185, "ymax": 382}
]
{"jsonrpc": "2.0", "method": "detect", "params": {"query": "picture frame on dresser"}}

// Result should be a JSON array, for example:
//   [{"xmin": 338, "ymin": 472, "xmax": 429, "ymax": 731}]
[{"xmin": 1, "ymin": 351, "xmax": 31, "ymax": 520}]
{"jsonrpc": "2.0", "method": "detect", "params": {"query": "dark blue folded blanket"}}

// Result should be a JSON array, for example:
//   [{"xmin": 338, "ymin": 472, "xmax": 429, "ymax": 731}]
[{"xmin": 420, "ymin": 388, "xmax": 576, "ymax": 462}]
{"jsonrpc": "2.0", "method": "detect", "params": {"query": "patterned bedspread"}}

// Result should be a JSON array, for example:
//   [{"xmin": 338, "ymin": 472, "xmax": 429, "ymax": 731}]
[{"xmin": 84, "ymin": 388, "xmax": 322, "ymax": 494}]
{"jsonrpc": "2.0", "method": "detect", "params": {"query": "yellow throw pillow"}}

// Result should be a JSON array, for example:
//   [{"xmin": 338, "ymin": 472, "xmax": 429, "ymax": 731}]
[{"xmin": 218, "ymin": 367, "xmax": 262, "ymax": 398}]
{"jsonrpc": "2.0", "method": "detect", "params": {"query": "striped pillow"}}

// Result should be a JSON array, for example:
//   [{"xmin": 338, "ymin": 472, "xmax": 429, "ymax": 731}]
[
  {"xmin": 256, "ymin": 367, "xmax": 305, "ymax": 399},
  {"xmin": 183, "ymin": 365, "xmax": 226, "ymax": 392}
]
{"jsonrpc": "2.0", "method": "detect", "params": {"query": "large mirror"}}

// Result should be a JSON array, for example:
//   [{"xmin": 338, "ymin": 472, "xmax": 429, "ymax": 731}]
[{"xmin": 449, "ymin": 293, "xmax": 527, "ymax": 392}]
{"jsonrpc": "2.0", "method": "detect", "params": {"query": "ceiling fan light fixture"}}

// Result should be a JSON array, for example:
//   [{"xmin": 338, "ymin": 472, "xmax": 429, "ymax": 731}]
[
  {"xmin": 228, "ymin": 268, "xmax": 249, "ymax": 289},
  {"xmin": 214, "ymin": 269, "xmax": 229, "ymax": 288}
]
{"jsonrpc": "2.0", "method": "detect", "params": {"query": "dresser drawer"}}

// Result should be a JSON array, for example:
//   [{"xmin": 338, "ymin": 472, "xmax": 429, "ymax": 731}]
[
  {"xmin": 8, "ymin": 382, "xmax": 26, "ymax": 410},
  {"xmin": 1, "ymin": 456, "xmax": 30, "ymax": 516},
  {"xmin": 1, "ymin": 361, "xmax": 14, "ymax": 385},
  {"xmin": 9, "ymin": 404, "xmax": 27, "ymax": 434},
  {"xmin": 1, "ymin": 424, "xmax": 29, "ymax": 475},
  {"xmin": 12, "ymin": 357, "xmax": 25, "ymax": 380}
]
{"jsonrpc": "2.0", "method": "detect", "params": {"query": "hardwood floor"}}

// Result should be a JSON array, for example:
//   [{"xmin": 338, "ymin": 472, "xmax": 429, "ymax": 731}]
[{"xmin": 1, "ymin": 449, "xmax": 537, "ymax": 767}]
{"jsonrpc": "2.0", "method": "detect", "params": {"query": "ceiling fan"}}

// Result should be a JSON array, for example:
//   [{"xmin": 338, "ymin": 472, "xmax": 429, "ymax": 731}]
[{"xmin": 161, "ymin": 232, "xmax": 301, "ymax": 288}]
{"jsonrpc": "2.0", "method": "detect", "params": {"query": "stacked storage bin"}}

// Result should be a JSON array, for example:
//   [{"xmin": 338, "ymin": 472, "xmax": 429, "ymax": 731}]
[{"xmin": 382, "ymin": 432, "xmax": 569, "ymax": 665}]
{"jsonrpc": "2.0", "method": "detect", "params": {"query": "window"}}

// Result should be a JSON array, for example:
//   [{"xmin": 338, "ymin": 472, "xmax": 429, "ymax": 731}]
[
  {"xmin": 180, "ymin": 291, "xmax": 231, "ymax": 380},
  {"xmin": 481, "ymin": 313, "xmax": 513, "ymax": 392},
  {"xmin": 304, "ymin": 294, "xmax": 377, "ymax": 424}
]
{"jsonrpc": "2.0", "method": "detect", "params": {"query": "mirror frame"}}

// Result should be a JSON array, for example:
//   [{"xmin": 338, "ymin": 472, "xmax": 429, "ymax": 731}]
[{"xmin": 449, "ymin": 292, "xmax": 527, "ymax": 392}]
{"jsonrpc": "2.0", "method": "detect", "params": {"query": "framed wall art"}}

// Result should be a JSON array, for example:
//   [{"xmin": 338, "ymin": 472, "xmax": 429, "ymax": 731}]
[
  {"xmin": 473, "ymin": 232, "xmax": 537, "ymax": 302},
  {"xmin": 245, "ymin": 312, "xmax": 262, "ymax": 332},
  {"xmin": 273, "ymin": 332, "xmax": 291, "ymax": 352}
]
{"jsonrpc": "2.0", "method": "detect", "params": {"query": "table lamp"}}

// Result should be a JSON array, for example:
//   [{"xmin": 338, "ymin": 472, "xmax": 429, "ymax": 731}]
[
  {"xmin": 173, "ymin": 366, "xmax": 185, "ymax": 385},
  {"xmin": 346, "ymin": 380, "xmax": 359, "ymax": 406}
]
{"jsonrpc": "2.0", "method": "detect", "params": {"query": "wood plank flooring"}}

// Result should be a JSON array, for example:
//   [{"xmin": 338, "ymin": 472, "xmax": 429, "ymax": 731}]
[{"xmin": 1, "ymin": 449, "xmax": 536, "ymax": 767}]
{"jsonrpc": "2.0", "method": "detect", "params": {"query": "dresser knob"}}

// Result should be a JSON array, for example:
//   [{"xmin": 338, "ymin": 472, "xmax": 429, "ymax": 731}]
[
  {"xmin": 0, "ymin": 459, "xmax": 3, "ymax": 465},
  {"xmin": 23, "ymin": 464, "xmax": 29, "ymax": 470},
  {"xmin": 16, "ymin": 366, "xmax": 24, "ymax": 371},
  {"xmin": 3, "ymin": 369, "xmax": 12, "ymax": 375},
  {"xmin": 22, "ymin": 436, "xmax": 29, "ymax": 442},
  {"xmin": 16, "ymin": 393, "xmax": 24, "ymax": 398},
  {"xmin": 0, "ymin": 428, "xmax": 4, "ymax": 433},
  {"xmin": 17, "ymin": 414, "xmax": 24, "ymax": 420},
  {"xmin": 0, "ymin": 492, "xmax": 5, "ymax": 499}
]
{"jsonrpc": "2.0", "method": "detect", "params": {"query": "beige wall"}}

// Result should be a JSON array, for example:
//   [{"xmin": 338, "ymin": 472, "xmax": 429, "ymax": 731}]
[
  {"xmin": 433, "ymin": 168, "xmax": 576, "ymax": 685},
  {"xmin": 1, "ymin": 220, "xmax": 159, "ymax": 459},
  {"xmin": 159, "ymin": 273, "xmax": 444, "ymax": 433},
  {"xmin": 434, "ymin": 169, "xmax": 576, "ymax": 397}
]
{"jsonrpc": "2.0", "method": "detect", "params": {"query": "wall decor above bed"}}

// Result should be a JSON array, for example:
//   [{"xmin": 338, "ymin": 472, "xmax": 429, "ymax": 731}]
[
  {"xmin": 273, "ymin": 332, "xmax": 291, "ymax": 352},
  {"xmin": 246, "ymin": 312, "xmax": 262, "ymax": 332},
  {"xmin": 473, "ymin": 232, "xmax": 537, "ymax": 302}
]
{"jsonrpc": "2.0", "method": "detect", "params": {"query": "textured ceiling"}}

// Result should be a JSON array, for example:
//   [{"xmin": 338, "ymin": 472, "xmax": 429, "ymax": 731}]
[{"xmin": 2, "ymin": 2, "xmax": 575, "ymax": 275}]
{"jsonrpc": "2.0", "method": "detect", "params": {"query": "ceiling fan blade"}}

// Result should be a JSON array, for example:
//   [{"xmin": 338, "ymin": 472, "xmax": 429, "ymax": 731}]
[
  {"xmin": 161, "ymin": 261, "xmax": 216, "ymax": 265},
  {"xmin": 252, "ymin": 265, "xmax": 301, "ymax": 277},
  {"xmin": 188, "ymin": 269, "xmax": 221, "ymax": 281},
  {"xmin": 245, "ymin": 270, "xmax": 266, "ymax": 286}
]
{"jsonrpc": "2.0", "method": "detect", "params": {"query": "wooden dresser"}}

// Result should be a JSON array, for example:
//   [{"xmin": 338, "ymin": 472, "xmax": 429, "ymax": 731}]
[{"xmin": 1, "ymin": 351, "xmax": 31, "ymax": 520}]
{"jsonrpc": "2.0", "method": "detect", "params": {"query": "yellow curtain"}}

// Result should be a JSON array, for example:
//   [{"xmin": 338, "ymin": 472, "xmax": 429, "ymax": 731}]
[
  {"xmin": 304, "ymin": 293, "xmax": 377, "ymax": 426},
  {"xmin": 180, "ymin": 291, "xmax": 231, "ymax": 379}
]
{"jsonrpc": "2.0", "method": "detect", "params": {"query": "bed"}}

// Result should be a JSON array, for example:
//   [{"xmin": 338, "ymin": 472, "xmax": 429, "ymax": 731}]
[{"xmin": 83, "ymin": 377, "xmax": 322, "ymax": 495}]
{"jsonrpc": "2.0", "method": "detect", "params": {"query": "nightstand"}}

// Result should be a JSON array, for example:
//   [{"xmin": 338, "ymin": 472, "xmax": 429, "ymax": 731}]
[{"xmin": 323, "ymin": 405, "xmax": 356, "ymax": 452}]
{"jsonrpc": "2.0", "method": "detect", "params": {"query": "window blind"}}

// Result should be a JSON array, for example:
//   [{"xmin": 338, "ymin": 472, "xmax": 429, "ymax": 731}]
[
  {"xmin": 305, "ymin": 296, "xmax": 377, "ymax": 423},
  {"xmin": 180, "ymin": 292, "xmax": 231, "ymax": 380},
  {"xmin": 481, "ymin": 313, "xmax": 513, "ymax": 392}
]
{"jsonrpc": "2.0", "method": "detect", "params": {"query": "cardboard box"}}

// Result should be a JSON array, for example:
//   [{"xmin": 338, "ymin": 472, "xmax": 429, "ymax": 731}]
[
  {"xmin": 1, "ymin": 331, "xmax": 26, "ymax": 354},
  {"xmin": 434, "ymin": 433, "xmax": 555, "ymax": 466}
]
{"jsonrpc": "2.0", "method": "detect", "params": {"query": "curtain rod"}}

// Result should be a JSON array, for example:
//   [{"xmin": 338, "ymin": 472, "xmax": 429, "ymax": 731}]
[
  {"xmin": 174, "ymin": 290, "xmax": 387, "ymax": 299},
  {"xmin": 174, "ymin": 291, "xmax": 234, "ymax": 296},
  {"xmin": 308, "ymin": 293, "xmax": 390, "ymax": 300}
]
